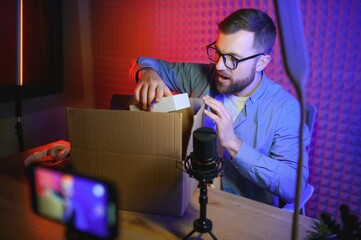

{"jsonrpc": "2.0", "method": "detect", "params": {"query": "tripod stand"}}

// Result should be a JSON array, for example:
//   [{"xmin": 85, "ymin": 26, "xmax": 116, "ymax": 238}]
[
  {"xmin": 183, "ymin": 177, "xmax": 217, "ymax": 240},
  {"xmin": 180, "ymin": 127, "xmax": 223, "ymax": 240}
]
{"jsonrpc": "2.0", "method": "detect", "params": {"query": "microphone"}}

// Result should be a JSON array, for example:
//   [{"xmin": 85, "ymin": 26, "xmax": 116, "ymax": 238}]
[
  {"xmin": 181, "ymin": 127, "xmax": 222, "ymax": 240},
  {"xmin": 184, "ymin": 127, "xmax": 222, "ymax": 182},
  {"xmin": 192, "ymin": 127, "xmax": 217, "ymax": 172}
]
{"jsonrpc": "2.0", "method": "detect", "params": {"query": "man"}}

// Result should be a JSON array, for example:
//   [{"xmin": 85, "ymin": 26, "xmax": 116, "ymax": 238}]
[{"xmin": 129, "ymin": 8, "xmax": 310, "ymax": 207}]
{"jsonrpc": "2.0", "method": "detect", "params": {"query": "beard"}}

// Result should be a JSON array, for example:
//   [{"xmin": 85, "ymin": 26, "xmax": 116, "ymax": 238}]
[{"xmin": 216, "ymin": 63, "xmax": 256, "ymax": 95}]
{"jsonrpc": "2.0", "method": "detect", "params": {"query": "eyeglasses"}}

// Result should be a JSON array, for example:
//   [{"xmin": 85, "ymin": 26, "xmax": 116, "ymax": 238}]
[{"xmin": 206, "ymin": 41, "xmax": 265, "ymax": 70}]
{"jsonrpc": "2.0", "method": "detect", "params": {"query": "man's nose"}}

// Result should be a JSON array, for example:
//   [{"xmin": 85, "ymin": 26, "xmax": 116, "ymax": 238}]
[{"xmin": 215, "ymin": 56, "xmax": 227, "ymax": 71}]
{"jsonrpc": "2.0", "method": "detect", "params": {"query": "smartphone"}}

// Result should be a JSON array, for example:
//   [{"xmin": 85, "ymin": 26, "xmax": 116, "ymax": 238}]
[{"xmin": 29, "ymin": 166, "xmax": 118, "ymax": 240}]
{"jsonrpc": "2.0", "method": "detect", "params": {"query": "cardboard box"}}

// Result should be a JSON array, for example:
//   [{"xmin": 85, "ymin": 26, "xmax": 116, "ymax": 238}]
[{"xmin": 67, "ymin": 107, "xmax": 197, "ymax": 217}]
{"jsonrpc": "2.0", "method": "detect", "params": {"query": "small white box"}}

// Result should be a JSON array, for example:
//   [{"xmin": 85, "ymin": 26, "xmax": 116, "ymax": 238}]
[{"xmin": 130, "ymin": 93, "xmax": 190, "ymax": 112}]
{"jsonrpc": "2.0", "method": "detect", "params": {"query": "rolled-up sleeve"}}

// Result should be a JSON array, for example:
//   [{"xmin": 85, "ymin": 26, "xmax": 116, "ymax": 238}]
[{"xmin": 129, "ymin": 56, "xmax": 216, "ymax": 98}]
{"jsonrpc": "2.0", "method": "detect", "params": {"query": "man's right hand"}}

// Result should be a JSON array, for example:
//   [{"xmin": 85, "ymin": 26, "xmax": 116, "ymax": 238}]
[{"xmin": 134, "ymin": 68, "xmax": 172, "ymax": 111}]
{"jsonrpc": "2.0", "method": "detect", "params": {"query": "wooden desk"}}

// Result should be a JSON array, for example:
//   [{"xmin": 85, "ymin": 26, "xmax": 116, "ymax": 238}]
[{"xmin": 0, "ymin": 141, "xmax": 316, "ymax": 240}]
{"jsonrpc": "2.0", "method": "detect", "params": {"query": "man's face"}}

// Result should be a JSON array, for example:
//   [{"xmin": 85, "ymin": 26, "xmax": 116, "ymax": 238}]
[{"xmin": 214, "ymin": 31, "xmax": 261, "ymax": 96}]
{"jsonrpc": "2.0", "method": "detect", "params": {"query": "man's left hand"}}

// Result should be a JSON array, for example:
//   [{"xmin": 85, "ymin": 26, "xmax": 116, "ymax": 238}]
[{"xmin": 202, "ymin": 96, "xmax": 242, "ymax": 158}]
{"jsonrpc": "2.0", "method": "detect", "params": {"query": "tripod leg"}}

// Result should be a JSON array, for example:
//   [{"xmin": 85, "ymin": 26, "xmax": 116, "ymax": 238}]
[
  {"xmin": 182, "ymin": 229, "xmax": 196, "ymax": 240},
  {"xmin": 208, "ymin": 231, "xmax": 218, "ymax": 240}
]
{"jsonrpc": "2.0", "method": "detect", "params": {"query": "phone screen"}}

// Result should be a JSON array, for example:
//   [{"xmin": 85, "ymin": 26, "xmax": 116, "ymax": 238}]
[{"xmin": 30, "ymin": 166, "xmax": 117, "ymax": 239}]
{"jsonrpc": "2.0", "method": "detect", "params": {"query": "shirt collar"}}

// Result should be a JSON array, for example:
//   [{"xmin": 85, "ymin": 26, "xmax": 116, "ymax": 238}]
[{"xmin": 248, "ymin": 72, "xmax": 269, "ymax": 104}]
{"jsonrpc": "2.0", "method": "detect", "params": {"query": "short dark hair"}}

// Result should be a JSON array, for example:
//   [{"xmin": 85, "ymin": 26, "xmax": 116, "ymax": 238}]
[{"xmin": 218, "ymin": 8, "xmax": 276, "ymax": 54}]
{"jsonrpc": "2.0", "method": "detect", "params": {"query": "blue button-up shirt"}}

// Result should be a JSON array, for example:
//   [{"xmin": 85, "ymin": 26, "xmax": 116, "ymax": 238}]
[{"xmin": 130, "ymin": 57, "xmax": 310, "ymax": 206}]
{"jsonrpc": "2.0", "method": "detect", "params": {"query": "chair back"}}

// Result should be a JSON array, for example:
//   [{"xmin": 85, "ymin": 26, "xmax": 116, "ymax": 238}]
[
  {"xmin": 282, "ymin": 184, "xmax": 315, "ymax": 215},
  {"xmin": 109, "ymin": 94, "xmax": 134, "ymax": 110},
  {"xmin": 305, "ymin": 104, "xmax": 317, "ymax": 139}
]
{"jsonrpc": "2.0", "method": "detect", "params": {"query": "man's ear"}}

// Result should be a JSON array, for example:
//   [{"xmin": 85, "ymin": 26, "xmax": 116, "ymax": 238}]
[{"xmin": 256, "ymin": 55, "xmax": 271, "ymax": 72}]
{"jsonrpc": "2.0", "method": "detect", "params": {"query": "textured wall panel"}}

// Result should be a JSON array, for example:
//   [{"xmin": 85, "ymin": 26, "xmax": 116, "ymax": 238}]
[{"xmin": 90, "ymin": 0, "xmax": 361, "ymax": 220}]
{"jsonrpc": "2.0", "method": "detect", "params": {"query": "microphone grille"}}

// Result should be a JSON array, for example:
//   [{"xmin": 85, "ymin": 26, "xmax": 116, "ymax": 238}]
[{"xmin": 193, "ymin": 127, "xmax": 217, "ymax": 161}]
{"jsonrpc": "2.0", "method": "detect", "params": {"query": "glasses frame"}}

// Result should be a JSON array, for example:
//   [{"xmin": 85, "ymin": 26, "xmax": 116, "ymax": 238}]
[{"xmin": 206, "ymin": 41, "xmax": 265, "ymax": 70}]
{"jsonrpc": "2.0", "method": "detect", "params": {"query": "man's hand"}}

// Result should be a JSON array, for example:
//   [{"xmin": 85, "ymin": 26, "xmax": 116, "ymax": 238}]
[
  {"xmin": 203, "ymin": 96, "xmax": 242, "ymax": 158},
  {"xmin": 134, "ymin": 68, "xmax": 172, "ymax": 111}
]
